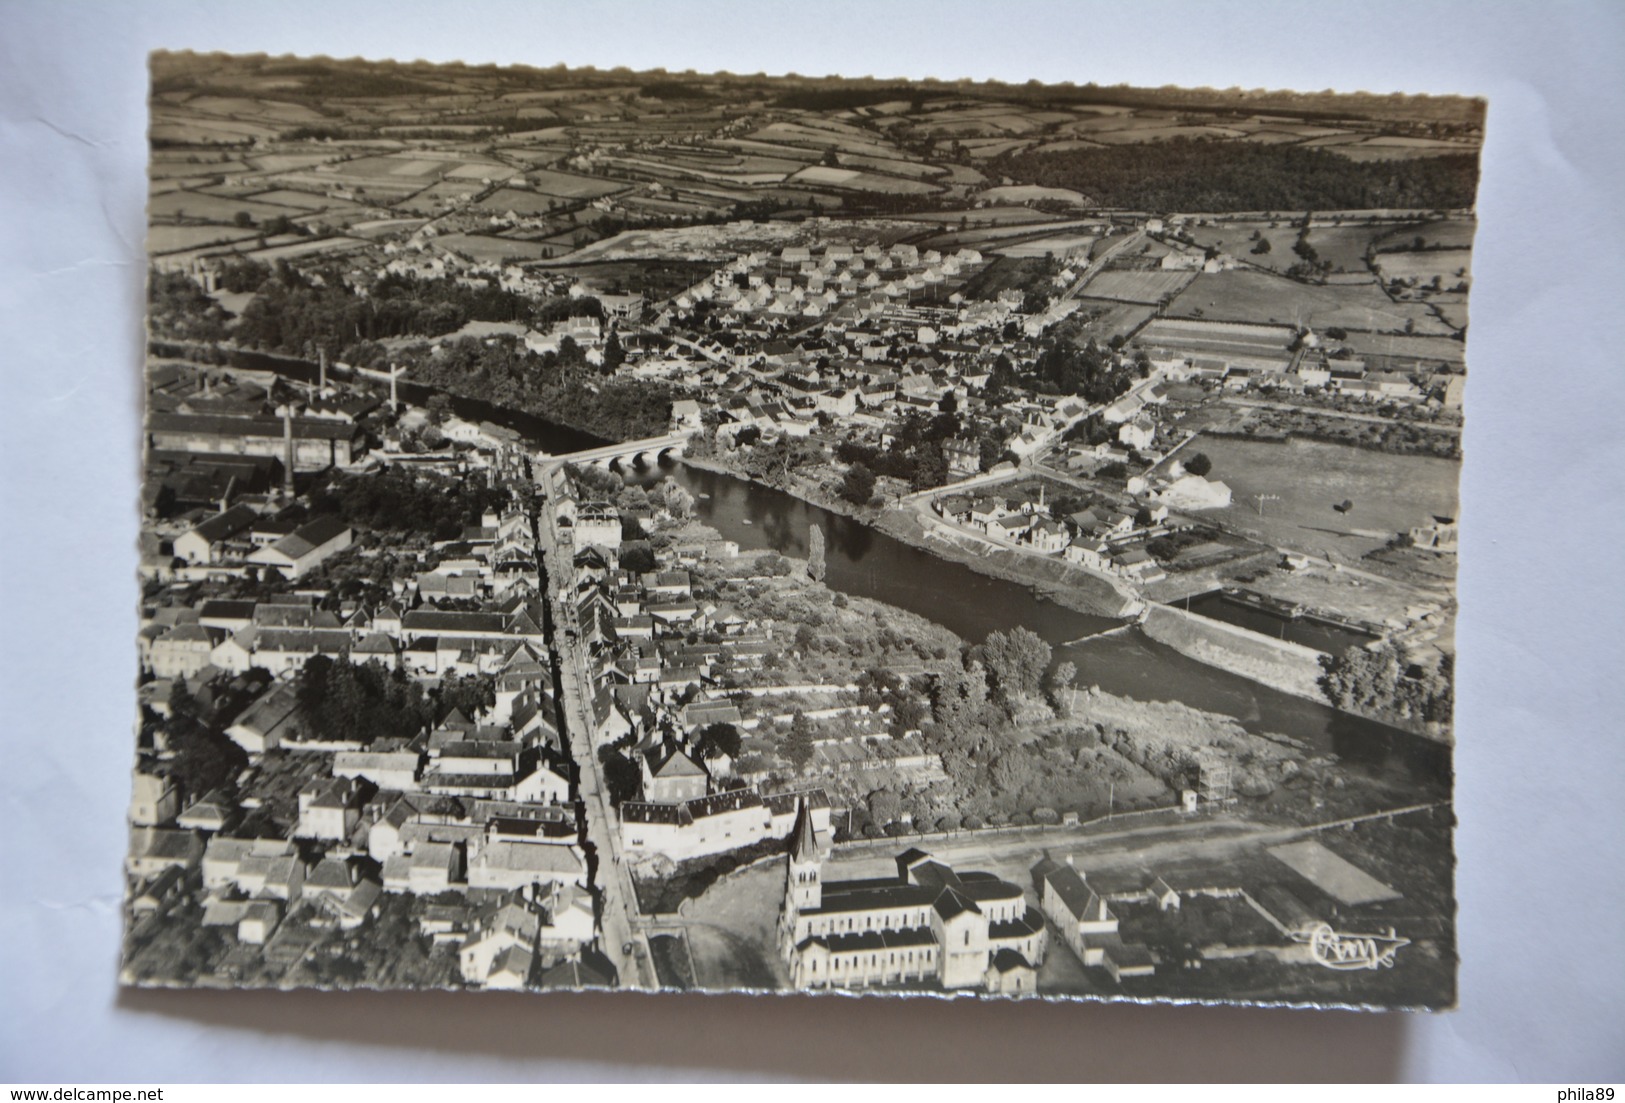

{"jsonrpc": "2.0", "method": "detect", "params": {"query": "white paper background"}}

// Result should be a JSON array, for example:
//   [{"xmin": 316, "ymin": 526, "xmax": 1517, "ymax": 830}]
[{"xmin": 2, "ymin": 0, "xmax": 1621, "ymax": 1083}]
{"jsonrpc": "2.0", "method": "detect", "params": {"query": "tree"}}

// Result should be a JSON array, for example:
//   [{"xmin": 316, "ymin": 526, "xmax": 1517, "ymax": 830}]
[
  {"xmin": 785, "ymin": 709, "xmax": 816, "ymax": 771},
  {"xmin": 694, "ymin": 721, "xmax": 741, "ymax": 762},
  {"xmin": 619, "ymin": 541, "xmax": 657, "ymax": 574},
  {"xmin": 840, "ymin": 463, "xmax": 876, "ymax": 506},
  {"xmin": 1183, "ymin": 452, "xmax": 1212, "ymax": 477},
  {"xmin": 597, "ymin": 746, "xmax": 642, "ymax": 806},
  {"xmin": 165, "ymin": 718, "xmax": 247, "ymax": 802},
  {"xmin": 1250, "ymin": 237, "xmax": 1271, "ymax": 255},
  {"xmin": 1050, "ymin": 660, "xmax": 1077, "ymax": 695},
  {"xmin": 981, "ymin": 626, "xmax": 1052, "ymax": 707},
  {"xmin": 656, "ymin": 480, "xmax": 694, "ymax": 520},
  {"xmin": 807, "ymin": 523, "xmax": 826, "ymax": 582},
  {"xmin": 424, "ymin": 393, "xmax": 453, "ymax": 427},
  {"xmin": 867, "ymin": 789, "xmax": 902, "ymax": 828}
]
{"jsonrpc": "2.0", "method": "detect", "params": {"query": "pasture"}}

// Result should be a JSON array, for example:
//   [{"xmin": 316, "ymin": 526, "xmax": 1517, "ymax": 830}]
[
  {"xmin": 433, "ymin": 233, "xmax": 560, "ymax": 262},
  {"xmin": 1081, "ymin": 269, "xmax": 1194, "ymax": 304},
  {"xmin": 1169, "ymin": 270, "xmax": 1455, "ymax": 334},
  {"xmin": 788, "ymin": 166, "xmax": 938, "ymax": 195},
  {"xmin": 146, "ymin": 225, "xmax": 260, "ymax": 255},
  {"xmin": 1373, "ymin": 249, "xmax": 1473, "ymax": 287},
  {"xmin": 146, "ymin": 190, "xmax": 302, "ymax": 224},
  {"xmin": 1187, "ymin": 434, "xmax": 1461, "ymax": 560}
]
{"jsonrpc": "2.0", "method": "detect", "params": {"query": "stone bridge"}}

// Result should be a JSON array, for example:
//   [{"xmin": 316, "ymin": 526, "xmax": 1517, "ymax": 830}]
[{"xmin": 536, "ymin": 430, "xmax": 695, "ymax": 473}]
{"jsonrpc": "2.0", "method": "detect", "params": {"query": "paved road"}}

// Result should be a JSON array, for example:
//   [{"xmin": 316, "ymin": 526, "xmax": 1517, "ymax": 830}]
[{"xmin": 534, "ymin": 496, "xmax": 657, "ymax": 990}]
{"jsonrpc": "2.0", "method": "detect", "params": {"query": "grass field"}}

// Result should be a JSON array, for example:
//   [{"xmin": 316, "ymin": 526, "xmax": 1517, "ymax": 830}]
[
  {"xmin": 788, "ymin": 166, "xmax": 938, "ymax": 194},
  {"xmin": 1373, "ymin": 249, "xmax": 1472, "ymax": 287},
  {"xmin": 433, "ymin": 232, "xmax": 560, "ymax": 262},
  {"xmin": 146, "ymin": 224, "xmax": 261, "ymax": 254},
  {"xmin": 1083, "ymin": 269, "xmax": 1195, "ymax": 303},
  {"xmin": 1169, "ymin": 269, "xmax": 1455, "ymax": 335},
  {"xmin": 1268, "ymin": 840, "xmax": 1400, "ymax": 905},
  {"xmin": 146, "ymin": 190, "xmax": 302, "ymax": 224},
  {"xmin": 1190, "ymin": 435, "xmax": 1461, "ymax": 560}
]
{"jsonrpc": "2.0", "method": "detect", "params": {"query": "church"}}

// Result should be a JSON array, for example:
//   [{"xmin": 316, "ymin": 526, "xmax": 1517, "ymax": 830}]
[{"xmin": 778, "ymin": 805, "xmax": 1047, "ymax": 994}]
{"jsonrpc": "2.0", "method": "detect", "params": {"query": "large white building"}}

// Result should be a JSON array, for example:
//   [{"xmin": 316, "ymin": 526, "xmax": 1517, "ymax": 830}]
[{"xmin": 779, "ymin": 813, "xmax": 1046, "ymax": 995}]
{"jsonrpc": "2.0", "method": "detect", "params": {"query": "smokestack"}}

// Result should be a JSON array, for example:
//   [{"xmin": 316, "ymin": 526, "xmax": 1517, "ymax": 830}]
[
  {"xmin": 282, "ymin": 407, "xmax": 295, "ymax": 499},
  {"xmin": 319, "ymin": 347, "xmax": 328, "ymax": 392},
  {"xmin": 390, "ymin": 364, "xmax": 399, "ymax": 410}
]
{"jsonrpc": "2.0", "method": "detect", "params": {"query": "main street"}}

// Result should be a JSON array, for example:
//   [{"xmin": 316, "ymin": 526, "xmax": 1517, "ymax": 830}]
[{"xmin": 532, "ymin": 479, "xmax": 656, "ymax": 990}]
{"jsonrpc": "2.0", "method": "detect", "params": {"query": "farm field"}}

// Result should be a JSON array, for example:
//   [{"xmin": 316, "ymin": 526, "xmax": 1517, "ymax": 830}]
[
  {"xmin": 787, "ymin": 166, "xmax": 939, "ymax": 195},
  {"xmin": 1070, "ymin": 300, "xmax": 1156, "ymax": 342},
  {"xmin": 471, "ymin": 186, "xmax": 565, "ymax": 216},
  {"xmin": 1337, "ymin": 331, "xmax": 1467, "ymax": 366},
  {"xmin": 980, "ymin": 184, "xmax": 1089, "ymax": 205},
  {"xmin": 1376, "ymin": 217, "xmax": 1477, "ymax": 252},
  {"xmin": 1169, "ymin": 269, "xmax": 1454, "ymax": 334},
  {"xmin": 1188, "ymin": 435, "xmax": 1461, "ymax": 561},
  {"xmin": 149, "ymin": 158, "xmax": 253, "ymax": 182},
  {"xmin": 146, "ymin": 224, "xmax": 261, "ymax": 254},
  {"xmin": 998, "ymin": 232, "xmax": 1097, "ymax": 259},
  {"xmin": 1082, "ymin": 269, "xmax": 1195, "ymax": 304},
  {"xmin": 146, "ymin": 190, "xmax": 302, "ymax": 224},
  {"xmin": 432, "ymin": 232, "xmax": 560, "ymax": 262},
  {"xmin": 1373, "ymin": 249, "xmax": 1473, "ymax": 286},
  {"xmin": 235, "ymin": 236, "xmax": 369, "ymax": 263},
  {"xmin": 1181, "ymin": 224, "xmax": 1304, "ymax": 273},
  {"xmin": 242, "ymin": 188, "xmax": 365, "ymax": 212}
]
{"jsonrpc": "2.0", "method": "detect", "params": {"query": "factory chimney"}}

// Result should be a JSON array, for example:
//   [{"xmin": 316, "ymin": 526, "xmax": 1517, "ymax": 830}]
[
  {"xmin": 319, "ymin": 347, "xmax": 328, "ymax": 392},
  {"xmin": 390, "ymin": 364, "xmax": 399, "ymax": 410},
  {"xmin": 282, "ymin": 406, "xmax": 295, "ymax": 499}
]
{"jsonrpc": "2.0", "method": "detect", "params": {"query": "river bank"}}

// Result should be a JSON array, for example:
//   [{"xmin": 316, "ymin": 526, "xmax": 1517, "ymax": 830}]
[
  {"xmin": 677, "ymin": 452, "xmax": 1140, "ymax": 621},
  {"xmin": 199, "ymin": 344, "xmax": 1447, "ymax": 774}
]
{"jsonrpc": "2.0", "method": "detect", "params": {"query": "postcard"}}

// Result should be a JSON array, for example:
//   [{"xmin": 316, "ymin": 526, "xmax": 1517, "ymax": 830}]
[{"xmin": 126, "ymin": 51, "xmax": 1475, "ymax": 1009}]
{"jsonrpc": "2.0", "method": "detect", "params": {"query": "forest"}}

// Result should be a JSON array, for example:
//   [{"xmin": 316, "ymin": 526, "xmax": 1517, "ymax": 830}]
[{"xmin": 994, "ymin": 139, "xmax": 1480, "ymax": 212}]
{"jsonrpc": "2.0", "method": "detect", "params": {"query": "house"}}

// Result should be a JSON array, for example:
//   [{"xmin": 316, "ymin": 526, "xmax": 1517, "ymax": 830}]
[
  {"xmin": 247, "ymin": 516, "xmax": 352, "ymax": 580},
  {"xmin": 942, "ymin": 437, "xmax": 981, "ymax": 480},
  {"xmin": 642, "ymin": 741, "xmax": 709, "ymax": 802},
  {"xmin": 1031, "ymin": 856, "xmax": 1153, "ymax": 980},
  {"xmin": 148, "ymin": 623, "xmax": 223, "ymax": 679},
  {"xmin": 466, "ymin": 838, "xmax": 587, "ymax": 892},
  {"xmin": 670, "ymin": 398, "xmax": 703, "ymax": 431},
  {"xmin": 781, "ymin": 831, "xmax": 1047, "ymax": 993},
  {"xmin": 1118, "ymin": 415, "xmax": 1156, "ymax": 452},
  {"xmin": 129, "ymin": 771, "xmax": 180, "ymax": 827},
  {"xmin": 224, "ymin": 680, "xmax": 301, "ymax": 753},
  {"xmin": 296, "ymin": 776, "xmax": 366, "ymax": 841},
  {"xmin": 174, "ymin": 504, "xmax": 260, "ymax": 565},
  {"xmin": 574, "ymin": 502, "xmax": 623, "ymax": 550}
]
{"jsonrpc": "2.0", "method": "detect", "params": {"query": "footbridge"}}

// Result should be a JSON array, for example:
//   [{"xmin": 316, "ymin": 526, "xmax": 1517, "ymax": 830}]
[{"xmin": 536, "ymin": 429, "xmax": 696, "ymax": 473}]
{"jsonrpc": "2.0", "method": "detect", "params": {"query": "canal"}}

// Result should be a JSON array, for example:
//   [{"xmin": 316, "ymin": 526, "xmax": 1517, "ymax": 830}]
[{"xmin": 232, "ymin": 349, "xmax": 1451, "ymax": 791}]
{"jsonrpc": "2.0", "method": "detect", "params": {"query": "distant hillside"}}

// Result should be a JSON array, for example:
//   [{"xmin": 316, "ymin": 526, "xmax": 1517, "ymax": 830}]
[{"xmin": 994, "ymin": 138, "xmax": 1481, "ymax": 212}]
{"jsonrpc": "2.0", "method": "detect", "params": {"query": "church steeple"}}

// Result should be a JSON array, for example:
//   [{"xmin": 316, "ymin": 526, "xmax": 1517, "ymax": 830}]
[{"xmin": 785, "ymin": 798, "xmax": 826, "ymax": 913}]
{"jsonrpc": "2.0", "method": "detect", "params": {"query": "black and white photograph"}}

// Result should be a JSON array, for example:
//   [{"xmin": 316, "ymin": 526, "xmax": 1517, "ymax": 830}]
[
  {"xmin": 125, "ymin": 50, "xmax": 1476, "ymax": 1010},
  {"xmin": 3, "ymin": 0, "xmax": 1623, "ymax": 1087}
]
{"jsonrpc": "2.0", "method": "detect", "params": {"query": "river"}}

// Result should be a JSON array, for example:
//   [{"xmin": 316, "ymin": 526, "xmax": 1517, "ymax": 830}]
[{"xmin": 232, "ymin": 349, "xmax": 1451, "ymax": 792}]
